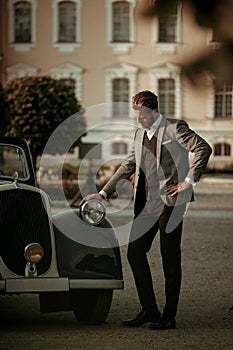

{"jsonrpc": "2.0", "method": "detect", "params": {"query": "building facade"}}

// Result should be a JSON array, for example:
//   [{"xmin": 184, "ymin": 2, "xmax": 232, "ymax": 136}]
[{"xmin": 1, "ymin": 0, "xmax": 233, "ymax": 170}]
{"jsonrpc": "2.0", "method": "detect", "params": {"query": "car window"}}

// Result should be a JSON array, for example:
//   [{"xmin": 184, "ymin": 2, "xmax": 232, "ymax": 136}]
[{"xmin": 0, "ymin": 145, "xmax": 28, "ymax": 179}]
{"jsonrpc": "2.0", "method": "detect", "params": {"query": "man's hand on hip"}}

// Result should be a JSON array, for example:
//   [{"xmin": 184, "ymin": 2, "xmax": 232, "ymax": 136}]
[{"xmin": 166, "ymin": 181, "xmax": 192, "ymax": 197}]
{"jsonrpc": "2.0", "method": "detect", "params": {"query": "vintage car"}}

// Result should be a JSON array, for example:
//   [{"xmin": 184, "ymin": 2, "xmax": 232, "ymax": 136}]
[{"xmin": 0, "ymin": 136, "xmax": 123, "ymax": 324}]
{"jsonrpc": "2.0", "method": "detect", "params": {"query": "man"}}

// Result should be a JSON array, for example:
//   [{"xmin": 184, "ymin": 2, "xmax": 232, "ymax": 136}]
[{"xmin": 81, "ymin": 90, "xmax": 212, "ymax": 330}]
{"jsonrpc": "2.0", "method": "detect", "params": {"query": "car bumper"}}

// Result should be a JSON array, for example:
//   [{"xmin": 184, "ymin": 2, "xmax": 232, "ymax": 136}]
[{"xmin": 0, "ymin": 278, "xmax": 124, "ymax": 293}]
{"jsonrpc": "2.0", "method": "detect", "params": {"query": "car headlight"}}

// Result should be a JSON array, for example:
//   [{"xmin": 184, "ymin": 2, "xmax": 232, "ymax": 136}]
[
  {"xmin": 24, "ymin": 243, "xmax": 44, "ymax": 263},
  {"xmin": 80, "ymin": 199, "xmax": 106, "ymax": 225}
]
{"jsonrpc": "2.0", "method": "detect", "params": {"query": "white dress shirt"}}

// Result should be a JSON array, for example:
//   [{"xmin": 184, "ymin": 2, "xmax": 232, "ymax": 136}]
[{"xmin": 146, "ymin": 114, "xmax": 163, "ymax": 140}]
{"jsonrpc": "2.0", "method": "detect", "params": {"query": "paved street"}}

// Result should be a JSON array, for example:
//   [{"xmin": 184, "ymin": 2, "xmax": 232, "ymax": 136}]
[{"xmin": 0, "ymin": 178, "xmax": 232, "ymax": 350}]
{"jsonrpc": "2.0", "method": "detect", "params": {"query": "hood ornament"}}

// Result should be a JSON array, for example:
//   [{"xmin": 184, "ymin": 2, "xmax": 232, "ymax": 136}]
[{"xmin": 13, "ymin": 171, "xmax": 19, "ymax": 187}]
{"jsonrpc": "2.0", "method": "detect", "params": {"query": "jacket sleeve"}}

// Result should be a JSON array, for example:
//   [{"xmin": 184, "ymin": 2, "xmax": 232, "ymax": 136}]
[{"xmin": 176, "ymin": 120, "xmax": 212, "ymax": 182}]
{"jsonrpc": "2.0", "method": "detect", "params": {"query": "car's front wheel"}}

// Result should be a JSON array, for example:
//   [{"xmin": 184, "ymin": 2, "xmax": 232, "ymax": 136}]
[{"xmin": 71, "ymin": 289, "xmax": 113, "ymax": 325}]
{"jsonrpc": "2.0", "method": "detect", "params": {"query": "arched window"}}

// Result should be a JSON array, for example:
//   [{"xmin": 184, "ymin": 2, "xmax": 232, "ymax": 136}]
[
  {"xmin": 158, "ymin": 4, "xmax": 177, "ymax": 43},
  {"xmin": 153, "ymin": 2, "xmax": 182, "ymax": 54},
  {"xmin": 112, "ymin": 1, "xmax": 130, "ymax": 42},
  {"xmin": 214, "ymin": 142, "xmax": 231, "ymax": 156},
  {"xmin": 106, "ymin": 0, "xmax": 135, "ymax": 53},
  {"xmin": 58, "ymin": 1, "xmax": 76, "ymax": 42},
  {"xmin": 158, "ymin": 78, "xmax": 175, "ymax": 117},
  {"xmin": 14, "ymin": 1, "xmax": 31, "ymax": 43},
  {"xmin": 112, "ymin": 78, "xmax": 129, "ymax": 117},
  {"xmin": 53, "ymin": 0, "xmax": 81, "ymax": 52}
]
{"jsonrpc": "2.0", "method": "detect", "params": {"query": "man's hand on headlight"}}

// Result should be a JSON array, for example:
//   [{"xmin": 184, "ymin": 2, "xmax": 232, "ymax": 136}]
[{"xmin": 80, "ymin": 193, "xmax": 104, "ymax": 206}]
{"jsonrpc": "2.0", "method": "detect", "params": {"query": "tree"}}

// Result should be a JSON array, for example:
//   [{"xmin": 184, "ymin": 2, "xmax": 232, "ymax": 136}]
[
  {"xmin": 5, "ymin": 76, "xmax": 86, "ymax": 168},
  {"xmin": 143, "ymin": 0, "xmax": 233, "ymax": 82}
]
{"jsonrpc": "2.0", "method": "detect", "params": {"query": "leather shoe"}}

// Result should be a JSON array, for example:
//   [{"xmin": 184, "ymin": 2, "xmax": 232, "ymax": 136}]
[
  {"xmin": 150, "ymin": 317, "xmax": 176, "ymax": 330},
  {"xmin": 122, "ymin": 310, "xmax": 160, "ymax": 327}
]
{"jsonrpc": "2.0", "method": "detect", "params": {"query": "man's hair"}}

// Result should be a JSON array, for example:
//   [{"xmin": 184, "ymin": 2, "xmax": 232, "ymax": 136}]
[{"xmin": 132, "ymin": 90, "xmax": 158, "ymax": 111}]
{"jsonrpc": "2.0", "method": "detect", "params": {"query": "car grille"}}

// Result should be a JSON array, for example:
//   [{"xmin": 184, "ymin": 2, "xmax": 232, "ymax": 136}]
[{"xmin": 0, "ymin": 188, "xmax": 52, "ymax": 276}]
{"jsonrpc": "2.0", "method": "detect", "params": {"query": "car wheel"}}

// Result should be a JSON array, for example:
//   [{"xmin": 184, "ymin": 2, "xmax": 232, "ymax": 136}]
[{"xmin": 71, "ymin": 289, "xmax": 113, "ymax": 325}]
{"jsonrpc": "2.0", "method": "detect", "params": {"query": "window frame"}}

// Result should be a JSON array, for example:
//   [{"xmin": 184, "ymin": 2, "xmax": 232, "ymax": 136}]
[
  {"xmin": 153, "ymin": 1, "xmax": 182, "ymax": 54},
  {"xmin": 112, "ymin": 78, "xmax": 130, "ymax": 118},
  {"xmin": 58, "ymin": 1, "xmax": 77, "ymax": 43},
  {"xmin": 112, "ymin": 1, "xmax": 130, "ymax": 43},
  {"xmin": 106, "ymin": 0, "xmax": 136, "ymax": 54},
  {"xmin": 105, "ymin": 62, "xmax": 138, "ymax": 119},
  {"xmin": 214, "ymin": 80, "xmax": 233, "ymax": 119},
  {"xmin": 53, "ymin": 0, "xmax": 82, "ymax": 52},
  {"xmin": 51, "ymin": 62, "xmax": 83, "ymax": 101},
  {"xmin": 14, "ymin": 1, "xmax": 31, "ymax": 43},
  {"xmin": 151, "ymin": 63, "xmax": 181, "ymax": 118},
  {"xmin": 9, "ymin": 0, "xmax": 36, "ymax": 52},
  {"xmin": 158, "ymin": 78, "xmax": 176, "ymax": 117},
  {"xmin": 214, "ymin": 142, "xmax": 231, "ymax": 156}
]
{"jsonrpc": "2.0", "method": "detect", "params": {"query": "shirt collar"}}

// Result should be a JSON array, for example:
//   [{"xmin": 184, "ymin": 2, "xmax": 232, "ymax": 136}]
[{"xmin": 146, "ymin": 114, "xmax": 163, "ymax": 139}]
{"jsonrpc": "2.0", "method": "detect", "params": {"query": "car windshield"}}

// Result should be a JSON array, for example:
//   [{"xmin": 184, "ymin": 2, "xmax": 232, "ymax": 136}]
[{"xmin": 0, "ymin": 145, "xmax": 28, "ymax": 179}]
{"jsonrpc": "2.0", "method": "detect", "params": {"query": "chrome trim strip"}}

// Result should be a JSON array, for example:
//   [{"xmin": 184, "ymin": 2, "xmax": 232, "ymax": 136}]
[
  {"xmin": 6, "ymin": 278, "xmax": 69, "ymax": 293},
  {"xmin": 69, "ymin": 279, "xmax": 124, "ymax": 290},
  {"xmin": 2, "ymin": 278, "xmax": 124, "ymax": 293}
]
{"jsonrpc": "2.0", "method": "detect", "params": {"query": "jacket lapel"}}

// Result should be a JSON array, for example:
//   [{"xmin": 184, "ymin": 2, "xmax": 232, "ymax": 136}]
[
  {"xmin": 156, "ymin": 117, "xmax": 167, "ymax": 170},
  {"xmin": 135, "ymin": 128, "xmax": 145, "ymax": 164}
]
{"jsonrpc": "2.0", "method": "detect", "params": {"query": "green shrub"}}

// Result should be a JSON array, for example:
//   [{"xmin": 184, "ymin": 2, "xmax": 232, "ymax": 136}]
[
  {"xmin": 5, "ymin": 76, "xmax": 86, "ymax": 169},
  {"xmin": 0, "ymin": 83, "xmax": 11, "ymax": 135}
]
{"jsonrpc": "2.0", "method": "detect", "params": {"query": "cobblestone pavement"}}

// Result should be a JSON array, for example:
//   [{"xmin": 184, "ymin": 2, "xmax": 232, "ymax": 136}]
[{"xmin": 0, "ymin": 178, "xmax": 232, "ymax": 350}]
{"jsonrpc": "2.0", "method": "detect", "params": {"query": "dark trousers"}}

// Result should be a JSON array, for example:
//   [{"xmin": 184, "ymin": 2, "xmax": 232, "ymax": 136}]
[{"xmin": 127, "ymin": 204, "xmax": 186, "ymax": 319}]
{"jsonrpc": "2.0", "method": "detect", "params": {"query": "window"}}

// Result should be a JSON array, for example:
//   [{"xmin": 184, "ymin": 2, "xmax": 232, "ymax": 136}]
[
  {"xmin": 158, "ymin": 5, "xmax": 177, "ymax": 43},
  {"xmin": 106, "ymin": 0, "xmax": 136, "ymax": 53},
  {"xmin": 112, "ymin": 142, "xmax": 128, "ymax": 154},
  {"xmin": 158, "ymin": 79, "xmax": 175, "ymax": 117},
  {"xmin": 112, "ymin": 78, "xmax": 129, "ymax": 117},
  {"xmin": 58, "ymin": 1, "xmax": 76, "ymax": 42},
  {"xmin": 151, "ymin": 63, "xmax": 181, "ymax": 118},
  {"xmin": 154, "ymin": 2, "xmax": 182, "ymax": 53},
  {"xmin": 112, "ymin": 1, "xmax": 129, "ymax": 42},
  {"xmin": 105, "ymin": 62, "xmax": 138, "ymax": 119},
  {"xmin": 214, "ymin": 143, "xmax": 231, "ymax": 156},
  {"xmin": 9, "ymin": 0, "xmax": 36, "ymax": 51},
  {"xmin": 214, "ymin": 81, "xmax": 233, "ymax": 118},
  {"xmin": 14, "ymin": 1, "xmax": 31, "ymax": 42},
  {"xmin": 51, "ymin": 63, "xmax": 83, "ymax": 101},
  {"xmin": 53, "ymin": 0, "xmax": 82, "ymax": 52}
]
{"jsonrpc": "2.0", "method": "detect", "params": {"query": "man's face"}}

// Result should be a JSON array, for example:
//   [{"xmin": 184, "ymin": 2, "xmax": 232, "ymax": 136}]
[{"xmin": 132, "ymin": 105, "xmax": 155, "ymax": 129}]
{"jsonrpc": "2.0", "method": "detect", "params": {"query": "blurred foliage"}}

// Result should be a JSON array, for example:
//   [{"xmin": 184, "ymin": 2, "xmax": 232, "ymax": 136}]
[
  {"xmin": 0, "ymin": 82, "xmax": 11, "ymax": 134},
  {"xmin": 144, "ymin": 0, "xmax": 231, "ymax": 29},
  {"xmin": 4, "ymin": 76, "xmax": 86, "ymax": 168},
  {"xmin": 143, "ymin": 0, "xmax": 233, "ymax": 81}
]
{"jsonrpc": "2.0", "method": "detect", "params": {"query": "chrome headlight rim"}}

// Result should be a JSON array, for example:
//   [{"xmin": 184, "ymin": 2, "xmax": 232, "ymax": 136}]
[
  {"xmin": 80, "ymin": 199, "xmax": 106, "ymax": 226},
  {"xmin": 24, "ymin": 243, "xmax": 44, "ymax": 263}
]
